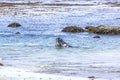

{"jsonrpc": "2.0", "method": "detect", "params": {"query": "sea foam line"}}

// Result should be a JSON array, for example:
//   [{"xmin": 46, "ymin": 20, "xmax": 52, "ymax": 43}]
[{"xmin": 0, "ymin": 66, "xmax": 108, "ymax": 80}]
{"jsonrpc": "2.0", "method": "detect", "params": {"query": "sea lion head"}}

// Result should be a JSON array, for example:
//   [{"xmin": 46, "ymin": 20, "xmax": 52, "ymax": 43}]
[{"xmin": 56, "ymin": 38, "xmax": 72, "ymax": 48}]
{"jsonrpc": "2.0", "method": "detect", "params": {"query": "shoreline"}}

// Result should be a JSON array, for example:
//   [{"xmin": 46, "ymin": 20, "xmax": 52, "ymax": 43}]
[
  {"xmin": 0, "ymin": 1, "xmax": 120, "ymax": 80},
  {"xmin": 0, "ymin": 66, "xmax": 108, "ymax": 80},
  {"xmin": 0, "ymin": 1, "xmax": 119, "ymax": 16}
]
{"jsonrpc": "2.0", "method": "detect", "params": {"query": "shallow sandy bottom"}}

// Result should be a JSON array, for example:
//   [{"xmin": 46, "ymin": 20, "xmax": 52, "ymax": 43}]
[{"xmin": 0, "ymin": 66, "xmax": 108, "ymax": 80}]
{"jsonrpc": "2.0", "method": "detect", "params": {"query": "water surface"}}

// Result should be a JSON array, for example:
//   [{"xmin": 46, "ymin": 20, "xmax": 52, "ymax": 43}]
[{"xmin": 0, "ymin": 0, "xmax": 120, "ymax": 80}]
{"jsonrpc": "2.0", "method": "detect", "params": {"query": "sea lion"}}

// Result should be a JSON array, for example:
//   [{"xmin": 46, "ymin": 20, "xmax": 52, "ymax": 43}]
[{"xmin": 56, "ymin": 38, "xmax": 72, "ymax": 48}]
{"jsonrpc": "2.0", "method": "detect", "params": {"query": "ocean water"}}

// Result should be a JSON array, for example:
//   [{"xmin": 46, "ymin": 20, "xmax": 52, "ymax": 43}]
[{"xmin": 0, "ymin": 0, "xmax": 120, "ymax": 80}]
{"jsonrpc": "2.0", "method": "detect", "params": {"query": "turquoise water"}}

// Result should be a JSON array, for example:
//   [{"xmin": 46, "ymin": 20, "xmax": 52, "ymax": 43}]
[
  {"xmin": 0, "ymin": 0, "xmax": 120, "ymax": 79},
  {"xmin": 0, "ymin": 15, "xmax": 120, "ymax": 79}
]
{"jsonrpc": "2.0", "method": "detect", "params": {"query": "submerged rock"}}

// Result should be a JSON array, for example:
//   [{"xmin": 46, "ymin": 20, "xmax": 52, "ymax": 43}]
[
  {"xmin": 85, "ymin": 26, "xmax": 97, "ymax": 32},
  {"xmin": 85, "ymin": 25, "xmax": 120, "ymax": 34},
  {"xmin": 15, "ymin": 32, "xmax": 21, "ymax": 34},
  {"xmin": 0, "ymin": 63, "xmax": 3, "ymax": 66},
  {"xmin": 88, "ymin": 76, "xmax": 95, "ymax": 80},
  {"xmin": 93, "ymin": 35, "xmax": 100, "ymax": 38},
  {"xmin": 8, "ymin": 22, "xmax": 21, "ymax": 27},
  {"xmin": 62, "ymin": 26, "xmax": 84, "ymax": 32}
]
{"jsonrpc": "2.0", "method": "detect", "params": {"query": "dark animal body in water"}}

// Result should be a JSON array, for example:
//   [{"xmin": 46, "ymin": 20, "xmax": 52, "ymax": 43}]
[{"xmin": 56, "ymin": 38, "xmax": 72, "ymax": 48}]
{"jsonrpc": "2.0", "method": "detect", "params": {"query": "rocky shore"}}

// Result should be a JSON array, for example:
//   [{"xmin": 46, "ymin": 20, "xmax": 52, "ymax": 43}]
[
  {"xmin": 8, "ymin": 22, "xmax": 21, "ymax": 27},
  {"xmin": 0, "ymin": 1, "xmax": 120, "ymax": 16}
]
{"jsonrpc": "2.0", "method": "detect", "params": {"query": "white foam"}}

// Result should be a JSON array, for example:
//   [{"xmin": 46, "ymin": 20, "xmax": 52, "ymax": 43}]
[
  {"xmin": 0, "ymin": 58, "xmax": 2, "ymax": 61},
  {"xmin": 0, "ymin": 66, "xmax": 108, "ymax": 80}
]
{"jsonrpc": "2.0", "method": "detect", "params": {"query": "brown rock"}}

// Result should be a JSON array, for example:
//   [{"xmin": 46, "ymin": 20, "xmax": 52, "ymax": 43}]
[
  {"xmin": 62, "ymin": 26, "xmax": 84, "ymax": 32},
  {"xmin": 88, "ymin": 76, "xmax": 95, "ymax": 80},
  {"xmin": 85, "ymin": 25, "xmax": 120, "ymax": 34},
  {"xmin": 8, "ymin": 22, "xmax": 21, "ymax": 27}
]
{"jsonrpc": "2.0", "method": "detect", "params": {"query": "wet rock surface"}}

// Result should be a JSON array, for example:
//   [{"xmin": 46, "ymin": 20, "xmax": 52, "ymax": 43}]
[
  {"xmin": 85, "ymin": 25, "xmax": 120, "ymax": 35},
  {"xmin": 62, "ymin": 26, "xmax": 84, "ymax": 32},
  {"xmin": 56, "ymin": 37, "xmax": 72, "ymax": 48},
  {"xmin": 8, "ymin": 22, "xmax": 21, "ymax": 27}
]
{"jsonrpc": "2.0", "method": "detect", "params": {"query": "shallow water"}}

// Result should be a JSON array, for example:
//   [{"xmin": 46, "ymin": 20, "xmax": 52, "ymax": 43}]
[{"xmin": 0, "ymin": 0, "xmax": 120, "ymax": 80}]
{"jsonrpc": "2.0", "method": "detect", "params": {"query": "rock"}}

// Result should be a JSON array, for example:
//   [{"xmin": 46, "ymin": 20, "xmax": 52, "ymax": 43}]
[
  {"xmin": 85, "ymin": 25, "xmax": 120, "ymax": 34},
  {"xmin": 97, "ymin": 25, "xmax": 120, "ymax": 34},
  {"xmin": 15, "ymin": 32, "xmax": 21, "ymax": 34},
  {"xmin": 8, "ymin": 22, "xmax": 21, "ymax": 27},
  {"xmin": 62, "ymin": 26, "xmax": 84, "ymax": 32},
  {"xmin": 88, "ymin": 76, "xmax": 95, "ymax": 80},
  {"xmin": 85, "ymin": 26, "xmax": 97, "ymax": 32},
  {"xmin": 93, "ymin": 35, "xmax": 100, "ymax": 38},
  {"xmin": 0, "ymin": 63, "xmax": 3, "ymax": 66}
]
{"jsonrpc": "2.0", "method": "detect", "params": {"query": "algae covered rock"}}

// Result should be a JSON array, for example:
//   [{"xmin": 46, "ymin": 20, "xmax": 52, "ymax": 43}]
[
  {"xmin": 85, "ymin": 26, "xmax": 97, "ymax": 32},
  {"xmin": 85, "ymin": 25, "xmax": 120, "ymax": 34},
  {"xmin": 62, "ymin": 26, "xmax": 84, "ymax": 32},
  {"xmin": 8, "ymin": 22, "xmax": 21, "ymax": 27}
]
